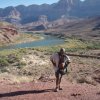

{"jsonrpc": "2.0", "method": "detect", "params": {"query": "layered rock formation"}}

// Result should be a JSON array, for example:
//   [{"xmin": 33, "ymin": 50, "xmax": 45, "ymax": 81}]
[
  {"xmin": 0, "ymin": 0, "xmax": 100, "ymax": 24},
  {"xmin": 0, "ymin": 22, "xmax": 19, "ymax": 45}
]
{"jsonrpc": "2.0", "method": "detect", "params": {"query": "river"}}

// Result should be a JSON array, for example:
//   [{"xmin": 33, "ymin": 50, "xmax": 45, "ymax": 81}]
[{"xmin": 0, "ymin": 33, "xmax": 64, "ymax": 51}]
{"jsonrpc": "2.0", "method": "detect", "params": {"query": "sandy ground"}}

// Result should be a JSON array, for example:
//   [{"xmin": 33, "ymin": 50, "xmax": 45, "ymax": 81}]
[
  {"xmin": 0, "ymin": 76, "xmax": 100, "ymax": 100},
  {"xmin": 0, "ymin": 50, "xmax": 100, "ymax": 100}
]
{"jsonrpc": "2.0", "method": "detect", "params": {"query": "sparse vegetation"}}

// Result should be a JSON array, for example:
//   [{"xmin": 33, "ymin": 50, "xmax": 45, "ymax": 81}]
[
  {"xmin": 0, "ymin": 57, "xmax": 9, "ymax": 67},
  {"xmin": 0, "ymin": 32, "xmax": 100, "ymax": 84},
  {"xmin": 0, "ymin": 46, "xmax": 99, "ymax": 85},
  {"xmin": 32, "ymin": 38, "xmax": 100, "ymax": 53},
  {"xmin": 14, "ymin": 32, "xmax": 43, "ymax": 44},
  {"xmin": 17, "ymin": 62, "xmax": 27, "ymax": 69}
]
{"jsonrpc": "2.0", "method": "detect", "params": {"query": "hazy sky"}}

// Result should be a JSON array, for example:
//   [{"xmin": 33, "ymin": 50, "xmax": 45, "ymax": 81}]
[{"xmin": 0, "ymin": 0, "xmax": 85, "ymax": 8}]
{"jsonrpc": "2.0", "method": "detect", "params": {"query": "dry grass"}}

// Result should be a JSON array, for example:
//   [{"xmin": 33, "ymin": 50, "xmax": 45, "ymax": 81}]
[
  {"xmin": 0, "ymin": 50, "xmax": 53, "ymax": 83},
  {"xmin": 0, "ymin": 49, "xmax": 99, "ymax": 85},
  {"xmin": 66, "ymin": 56, "xmax": 100, "ymax": 85},
  {"xmin": 14, "ymin": 33, "xmax": 44, "ymax": 44}
]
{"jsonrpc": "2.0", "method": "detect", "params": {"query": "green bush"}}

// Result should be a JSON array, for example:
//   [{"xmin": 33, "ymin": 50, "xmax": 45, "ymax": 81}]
[
  {"xmin": 87, "ymin": 43, "xmax": 100, "ymax": 49},
  {"xmin": 0, "ymin": 68, "xmax": 9, "ymax": 73},
  {"xmin": 7, "ymin": 54, "xmax": 20, "ymax": 63},
  {"xmin": 0, "ymin": 58, "xmax": 9, "ymax": 67},
  {"xmin": 19, "ymin": 48, "xmax": 27, "ymax": 54},
  {"xmin": 17, "ymin": 62, "xmax": 26, "ymax": 69}
]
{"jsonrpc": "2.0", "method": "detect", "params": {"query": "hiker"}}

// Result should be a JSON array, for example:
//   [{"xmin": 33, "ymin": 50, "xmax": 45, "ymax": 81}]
[{"xmin": 50, "ymin": 48, "xmax": 71, "ymax": 92}]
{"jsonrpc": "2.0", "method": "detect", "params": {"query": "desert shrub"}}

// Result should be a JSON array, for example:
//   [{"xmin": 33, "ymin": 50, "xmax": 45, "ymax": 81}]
[
  {"xmin": 17, "ymin": 62, "xmax": 26, "ymax": 69},
  {"xmin": 86, "ymin": 42, "xmax": 100, "ymax": 50},
  {"xmin": 0, "ymin": 67, "xmax": 10, "ymax": 73},
  {"xmin": 19, "ymin": 48, "xmax": 27, "ymax": 54},
  {"xmin": 0, "ymin": 58, "xmax": 9, "ymax": 67},
  {"xmin": 77, "ymin": 77, "xmax": 87, "ymax": 83},
  {"xmin": 7, "ymin": 54, "xmax": 20, "ymax": 63}
]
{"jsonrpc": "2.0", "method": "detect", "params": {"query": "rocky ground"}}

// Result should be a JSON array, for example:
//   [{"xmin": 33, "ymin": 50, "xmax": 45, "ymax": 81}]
[
  {"xmin": 0, "ymin": 76, "xmax": 100, "ymax": 100},
  {"xmin": 0, "ymin": 50, "xmax": 100, "ymax": 100}
]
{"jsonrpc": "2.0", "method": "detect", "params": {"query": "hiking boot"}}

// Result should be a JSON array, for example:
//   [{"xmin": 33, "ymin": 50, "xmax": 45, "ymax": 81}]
[
  {"xmin": 59, "ymin": 87, "xmax": 63, "ymax": 90},
  {"xmin": 58, "ymin": 86, "xmax": 63, "ymax": 90},
  {"xmin": 54, "ymin": 88, "xmax": 59, "ymax": 92}
]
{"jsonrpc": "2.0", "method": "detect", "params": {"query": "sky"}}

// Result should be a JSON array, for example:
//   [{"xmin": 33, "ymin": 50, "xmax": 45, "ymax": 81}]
[
  {"xmin": 0, "ymin": 0, "xmax": 59, "ymax": 8},
  {"xmin": 0, "ymin": 0, "xmax": 85, "ymax": 8}
]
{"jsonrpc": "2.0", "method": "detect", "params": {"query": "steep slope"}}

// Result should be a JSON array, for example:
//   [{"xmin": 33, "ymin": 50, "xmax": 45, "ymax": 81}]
[
  {"xmin": 46, "ymin": 16, "xmax": 100, "ymax": 41},
  {"xmin": 0, "ymin": 22, "xmax": 19, "ymax": 45},
  {"xmin": 0, "ymin": 0, "xmax": 100, "ymax": 24}
]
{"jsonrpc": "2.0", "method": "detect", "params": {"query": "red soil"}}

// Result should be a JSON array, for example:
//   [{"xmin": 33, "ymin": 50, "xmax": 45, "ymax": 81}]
[{"xmin": 0, "ymin": 77, "xmax": 100, "ymax": 100}]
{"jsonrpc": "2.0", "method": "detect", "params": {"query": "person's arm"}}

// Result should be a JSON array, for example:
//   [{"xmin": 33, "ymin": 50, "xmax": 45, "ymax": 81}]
[
  {"xmin": 65, "ymin": 55, "xmax": 71, "ymax": 64},
  {"xmin": 51, "ymin": 59, "xmax": 56, "ymax": 66},
  {"xmin": 50, "ymin": 55, "xmax": 56, "ymax": 66}
]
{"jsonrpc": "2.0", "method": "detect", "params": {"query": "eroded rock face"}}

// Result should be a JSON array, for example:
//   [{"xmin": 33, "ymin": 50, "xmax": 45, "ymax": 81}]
[
  {"xmin": 0, "ymin": 22, "xmax": 19, "ymax": 44},
  {"xmin": 0, "ymin": 7, "xmax": 21, "ymax": 25},
  {"xmin": 8, "ymin": 8, "xmax": 20, "ymax": 19},
  {"xmin": 0, "ymin": 0, "xmax": 100, "ymax": 24}
]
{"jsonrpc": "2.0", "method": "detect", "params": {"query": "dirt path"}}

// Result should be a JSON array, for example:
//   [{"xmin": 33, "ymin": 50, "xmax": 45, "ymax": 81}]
[{"xmin": 0, "ymin": 77, "xmax": 100, "ymax": 100}]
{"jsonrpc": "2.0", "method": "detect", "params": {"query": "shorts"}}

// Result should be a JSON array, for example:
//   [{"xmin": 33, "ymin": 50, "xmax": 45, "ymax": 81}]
[{"xmin": 55, "ymin": 68, "xmax": 67, "ymax": 77}]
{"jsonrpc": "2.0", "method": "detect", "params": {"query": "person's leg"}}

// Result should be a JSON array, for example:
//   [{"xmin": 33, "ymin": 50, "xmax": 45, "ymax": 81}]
[
  {"xmin": 59, "ymin": 74, "xmax": 63, "ymax": 90},
  {"xmin": 54, "ymin": 71, "xmax": 60, "ymax": 92}
]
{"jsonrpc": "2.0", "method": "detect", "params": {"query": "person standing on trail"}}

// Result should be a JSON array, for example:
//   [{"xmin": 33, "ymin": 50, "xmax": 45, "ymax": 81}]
[{"xmin": 50, "ymin": 48, "xmax": 71, "ymax": 92}]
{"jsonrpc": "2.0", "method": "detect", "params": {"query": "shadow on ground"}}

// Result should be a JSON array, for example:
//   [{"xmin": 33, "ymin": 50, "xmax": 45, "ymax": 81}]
[{"xmin": 0, "ymin": 89, "xmax": 54, "ymax": 98}]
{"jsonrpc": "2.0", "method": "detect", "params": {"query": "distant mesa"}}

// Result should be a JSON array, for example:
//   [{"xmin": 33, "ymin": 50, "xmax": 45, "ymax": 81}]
[{"xmin": 0, "ymin": 0, "xmax": 100, "ymax": 25}]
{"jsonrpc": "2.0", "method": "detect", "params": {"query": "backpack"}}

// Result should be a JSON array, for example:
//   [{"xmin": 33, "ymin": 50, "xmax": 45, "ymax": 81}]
[{"xmin": 58, "ymin": 53, "xmax": 68, "ymax": 75}]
